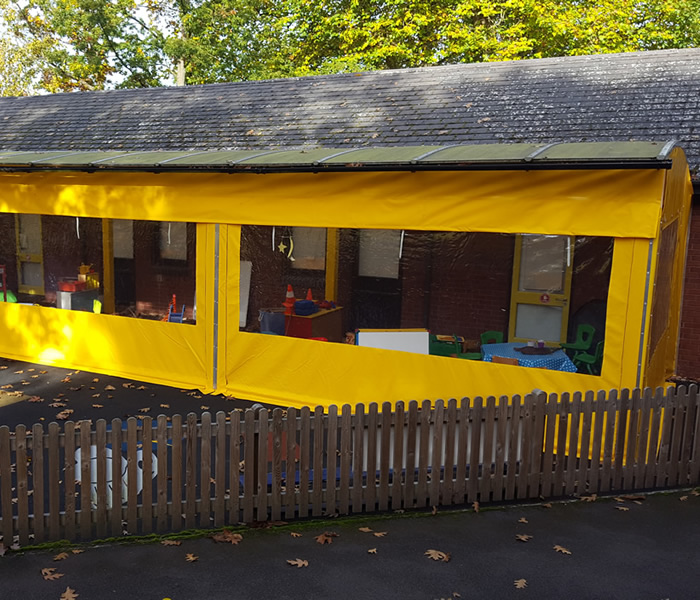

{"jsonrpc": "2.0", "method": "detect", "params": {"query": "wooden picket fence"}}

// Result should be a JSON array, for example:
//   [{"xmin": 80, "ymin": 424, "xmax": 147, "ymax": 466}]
[{"xmin": 1, "ymin": 386, "xmax": 698, "ymax": 545}]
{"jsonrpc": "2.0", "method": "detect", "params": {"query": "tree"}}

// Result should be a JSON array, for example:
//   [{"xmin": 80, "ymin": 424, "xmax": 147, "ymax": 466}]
[{"xmin": 1, "ymin": 0, "xmax": 699, "ymax": 94}]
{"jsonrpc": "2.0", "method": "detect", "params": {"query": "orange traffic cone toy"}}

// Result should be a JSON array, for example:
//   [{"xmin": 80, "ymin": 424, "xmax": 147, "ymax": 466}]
[
  {"xmin": 305, "ymin": 288, "xmax": 313, "ymax": 301},
  {"xmin": 282, "ymin": 284, "xmax": 295, "ymax": 315}
]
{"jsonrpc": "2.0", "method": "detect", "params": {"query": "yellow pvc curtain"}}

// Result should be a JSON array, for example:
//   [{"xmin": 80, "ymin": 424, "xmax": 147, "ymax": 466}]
[
  {"xmin": 0, "ymin": 166, "xmax": 674, "ymax": 408},
  {"xmin": 0, "ymin": 169, "xmax": 663, "ymax": 236}
]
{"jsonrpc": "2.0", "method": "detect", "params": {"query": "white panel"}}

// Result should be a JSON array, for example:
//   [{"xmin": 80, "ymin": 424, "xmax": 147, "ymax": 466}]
[
  {"xmin": 518, "ymin": 234, "xmax": 567, "ymax": 293},
  {"xmin": 514, "ymin": 304, "xmax": 562, "ymax": 342},
  {"xmin": 355, "ymin": 329, "xmax": 429, "ymax": 354},
  {"xmin": 240, "ymin": 261, "xmax": 252, "ymax": 328},
  {"xmin": 358, "ymin": 229, "xmax": 401, "ymax": 279},
  {"xmin": 113, "ymin": 219, "xmax": 134, "ymax": 259}
]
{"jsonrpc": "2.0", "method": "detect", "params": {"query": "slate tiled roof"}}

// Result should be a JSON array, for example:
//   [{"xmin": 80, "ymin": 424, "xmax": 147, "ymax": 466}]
[{"xmin": 0, "ymin": 48, "xmax": 698, "ymax": 176}]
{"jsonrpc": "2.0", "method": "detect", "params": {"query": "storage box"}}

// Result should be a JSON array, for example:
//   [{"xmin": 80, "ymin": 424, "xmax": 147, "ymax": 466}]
[{"xmin": 58, "ymin": 279, "xmax": 86, "ymax": 292}]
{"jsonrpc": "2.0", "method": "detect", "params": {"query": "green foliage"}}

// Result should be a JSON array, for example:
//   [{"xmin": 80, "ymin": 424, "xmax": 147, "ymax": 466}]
[{"xmin": 1, "ymin": 0, "xmax": 699, "ymax": 94}]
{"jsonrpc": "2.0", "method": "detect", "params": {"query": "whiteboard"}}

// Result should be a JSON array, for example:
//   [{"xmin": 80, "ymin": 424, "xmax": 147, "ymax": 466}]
[
  {"xmin": 240, "ymin": 261, "xmax": 252, "ymax": 327},
  {"xmin": 355, "ymin": 329, "xmax": 429, "ymax": 355}
]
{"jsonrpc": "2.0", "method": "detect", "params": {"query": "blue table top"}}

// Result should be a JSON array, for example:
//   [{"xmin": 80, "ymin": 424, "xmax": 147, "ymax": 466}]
[{"xmin": 482, "ymin": 342, "xmax": 578, "ymax": 373}]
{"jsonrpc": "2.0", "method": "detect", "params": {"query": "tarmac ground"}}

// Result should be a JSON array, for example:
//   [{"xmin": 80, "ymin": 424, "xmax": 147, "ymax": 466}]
[{"xmin": 0, "ymin": 358, "xmax": 699, "ymax": 599}]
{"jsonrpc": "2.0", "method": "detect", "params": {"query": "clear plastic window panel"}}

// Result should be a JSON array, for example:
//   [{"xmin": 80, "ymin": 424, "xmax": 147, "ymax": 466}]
[
  {"xmin": 240, "ymin": 226, "xmax": 612, "ymax": 375},
  {"xmin": 0, "ymin": 213, "xmax": 197, "ymax": 324}
]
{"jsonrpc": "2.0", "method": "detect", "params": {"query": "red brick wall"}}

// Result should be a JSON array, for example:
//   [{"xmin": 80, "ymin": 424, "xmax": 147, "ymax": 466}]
[{"xmin": 677, "ymin": 198, "xmax": 700, "ymax": 378}]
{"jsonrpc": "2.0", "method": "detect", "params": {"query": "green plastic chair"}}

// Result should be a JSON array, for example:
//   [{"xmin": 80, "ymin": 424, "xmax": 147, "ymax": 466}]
[
  {"xmin": 573, "ymin": 341, "xmax": 604, "ymax": 375},
  {"xmin": 480, "ymin": 330, "xmax": 504, "ymax": 345},
  {"xmin": 560, "ymin": 324, "xmax": 595, "ymax": 358}
]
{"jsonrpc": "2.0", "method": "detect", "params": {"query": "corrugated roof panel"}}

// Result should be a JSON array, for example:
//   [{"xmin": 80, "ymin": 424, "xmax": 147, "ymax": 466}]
[
  {"xmin": 419, "ymin": 143, "xmax": 543, "ymax": 162},
  {"xmin": 539, "ymin": 141, "xmax": 670, "ymax": 160},
  {"xmin": 323, "ymin": 146, "xmax": 443, "ymax": 163}
]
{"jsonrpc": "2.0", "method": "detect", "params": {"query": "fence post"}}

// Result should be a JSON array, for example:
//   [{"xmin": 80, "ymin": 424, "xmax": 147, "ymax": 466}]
[{"xmin": 0, "ymin": 426, "xmax": 13, "ymax": 545}]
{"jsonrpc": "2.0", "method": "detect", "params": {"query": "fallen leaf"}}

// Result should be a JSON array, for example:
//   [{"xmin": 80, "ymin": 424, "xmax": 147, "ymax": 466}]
[
  {"xmin": 123, "ymin": 383, "xmax": 135, "ymax": 389},
  {"xmin": 200, "ymin": 405, "xmax": 209, "ymax": 410},
  {"xmin": 472, "ymin": 501, "xmax": 480, "ymax": 513},
  {"xmin": 14, "ymin": 370, "xmax": 23, "ymax": 374},
  {"xmin": 358, "ymin": 527, "xmax": 373, "ymax": 533},
  {"xmin": 515, "ymin": 534, "xmax": 532, "ymax": 542},
  {"xmin": 542, "ymin": 503, "xmax": 552, "ymax": 509},
  {"xmin": 580, "ymin": 494, "xmax": 597, "ymax": 502},
  {"xmin": 56, "ymin": 409, "xmax": 74, "ymax": 420},
  {"xmin": 425, "ymin": 549, "xmax": 451, "ymax": 562},
  {"xmin": 185, "ymin": 553, "xmax": 198, "ymax": 562},
  {"xmin": 160, "ymin": 540, "xmax": 182, "ymax": 546},
  {"xmin": 518, "ymin": 517, "xmax": 528, "ymax": 524},
  {"xmin": 613, "ymin": 496, "xmax": 625, "ymax": 502},
  {"xmin": 692, "ymin": 489, "xmax": 700, "ymax": 497},
  {"xmin": 553, "ymin": 545, "xmax": 571, "ymax": 555},
  {"xmin": 60, "ymin": 586, "xmax": 79, "ymax": 600},
  {"xmin": 373, "ymin": 531, "xmax": 387, "ymax": 538},
  {"xmin": 367, "ymin": 548, "xmax": 377, "ymax": 554},
  {"xmin": 432, "ymin": 505, "xmax": 438, "ymax": 515},
  {"xmin": 514, "ymin": 578, "xmax": 527, "ymax": 589},
  {"xmin": 71, "ymin": 549, "xmax": 84, "ymax": 554},
  {"xmin": 287, "ymin": 558, "xmax": 308, "ymax": 568},
  {"xmin": 211, "ymin": 530, "xmax": 243, "ymax": 545},
  {"xmin": 28, "ymin": 396, "xmax": 44, "ymax": 403},
  {"xmin": 41, "ymin": 567, "xmax": 64, "ymax": 580},
  {"xmin": 160, "ymin": 404, "xmax": 170, "ymax": 409},
  {"xmin": 615, "ymin": 506, "xmax": 630, "ymax": 512},
  {"xmin": 48, "ymin": 402, "xmax": 67, "ymax": 408},
  {"xmin": 104, "ymin": 385, "xmax": 115, "ymax": 391},
  {"xmin": 139, "ymin": 407, "xmax": 151, "ymax": 413},
  {"xmin": 290, "ymin": 532, "xmax": 302, "ymax": 538},
  {"xmin": 53, "ymin": 552, "xmax": 69, "ymax": 561},
  {"xmin": 91, "ymin": 393, "xmax": 100, "ymax": 398},
  {"xmin": 315, "ymin": 532, "xmax": 338, "ymax": 545},
  {"xmin": 680, "ymin": 495, "xmax": 688, "ymax": 501}
]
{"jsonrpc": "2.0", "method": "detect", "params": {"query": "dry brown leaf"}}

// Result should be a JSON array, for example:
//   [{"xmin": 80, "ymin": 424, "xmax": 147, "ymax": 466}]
[
  {"xmin": 61, "ymin": 586, "xmax": 79, "ymax": 600},
  {"xmin": 122, "ymin": 383, "xmax": 135, "ymax": 389},
  {"xmin": 553, "ymin": 545, "xmax": 571, "ymax": 555},
  {"xmin": 287, "ymin": 558, "xmax": 308, "ymax": 568},
  {"xmin": 542, "ymin": 503, "xmax": 552, "ymax": 509},
  {"xmin": 615, "ymin": 506, "xmax": 630, "ymax": 512},
  {"xmin": 138, "ymin": 407, "xmax": 151, "ymax": 413},
  {"xmin": 53, "ymin": 552, "xmax": 69, "ymax": 561},
  {"xmin": 620, "ymin": 494, "xmax": 645, "ymax": 501},
  {"xmin": 431, "ymin": 505, "xmax": 438, "ymax": 515},
  {"xmin": 680, "ymin": 495, "xmax": 688, "ymax": 501},
  {"xmin": 358, "ymin": 527, "xmax": 373, "ymax": 533},
  {"xmin": 691, "ymin": 489, "xmax": 700, "ymax": 497},
  {"xmin": 580, "ymin": 494, "xmax": 597, "ymax": 502},
  {"xmin": 373, "ymin": 531, "xmax": 387, "ymax": 538},
  {"xmin": 315, "ymin": 532, "xmax": 338, "ymax": 545},
  {"xmin": 211, "ymin": 530, "xmax": 243, "ymax": 545},
  {"xmin": 71, "ymin": 549, "xmax": 84, "ymax": 554},
  {"xmin": 161, "ymin": 540, "xmax": 182, "ymax": 546},
  {"xmin": 91, "ymin": 393, "xmax": 100, "ymax": 398},
  {"xmin": 48, "ymin": 402, "xmax": 67, "ymax": 408},
  {"xmin": 60, "ymin": 377, "xmax": 71, "ymax": 383},
  {"xmin": 104, "ymin": 385, "xmax": 116, "ymax": 391},
  {"xmin": 472, "ymin": 501, "xmax": 480, "ymax": 513},
  {"xmin": 518, "ymin": 517, "xmax": 528, "ymax": 524},
  {"xmin": 92, "ymin": 378, "xmax": 99, "ymax": 383},
  {"xmin": 200, "ymin": 405, "xmax": 209, "ymax": 410},
  {"xmin": 425, "ymin": 549, "xmax": 451, "ymax": 562},
  {"xmin": 514, "ymin": 578, "xmax": 527, "ymax": 589},
  {"xmin": 14, "ymin": 370, "xmax": 23, "ymax": 374},
  {"xmin": 56, "ymin": 409, "xmax": 74, "ymax": 420},
  {"xmin": 290, "ymin": 532, "xmax": 302, "ymax": 538},
  {"xmin": 515, "ymin": 534, "xmax": 532, "ymax": 542},
  {"xmin": 160, "ymin": 404, "xmax": 170, "ymax": 409},
  {"xmin": 41, "ymin": 567, "xmax": 64, "ymax": 581},
  {"xmin": 368, "ymin": 548, "xmax": 377, "ymax": 554},
  {"xmin": 185, "ymin": 553, "xmax": 198, "ymax": 562},
  {"xmin": 613, "ymin": 496, "xmax": 625, "ymax": 502},
  {"xmin": 28, "ymin": 396, "xmax": 44, "ymax": 403}
]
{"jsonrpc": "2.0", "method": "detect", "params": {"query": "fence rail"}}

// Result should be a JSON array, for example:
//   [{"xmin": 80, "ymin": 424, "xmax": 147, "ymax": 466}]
[{"xmin": 1, "ymin": 386, "xmax": 698, "ymax": 544}]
